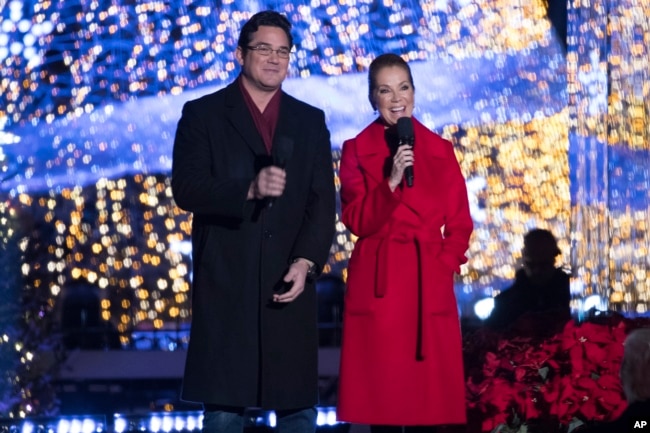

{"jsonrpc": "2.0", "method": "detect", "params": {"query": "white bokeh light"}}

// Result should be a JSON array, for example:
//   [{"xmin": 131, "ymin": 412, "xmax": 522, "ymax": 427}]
[{"xmin": 474, "ymin": 297, "xmax": 496, "ymax": 320}]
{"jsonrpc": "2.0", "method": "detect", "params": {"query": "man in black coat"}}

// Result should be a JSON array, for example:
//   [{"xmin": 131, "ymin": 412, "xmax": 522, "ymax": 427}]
[
  {"xmin": 485, "ymin": 229, "xmax": 571, "ymax": 334},
  {"xmin": 171, "ymin": 10, "xmax": 336, "ymax": 433}
]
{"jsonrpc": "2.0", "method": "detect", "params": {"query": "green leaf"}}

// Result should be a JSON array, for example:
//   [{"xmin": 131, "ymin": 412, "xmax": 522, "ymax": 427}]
[
  {"xmin": 539, "ymin": 365, "xmax": 549, "ymax": 380},
  {"xmin": 567, "ymin": 417, "xmax": 585, "ymax": 432}
]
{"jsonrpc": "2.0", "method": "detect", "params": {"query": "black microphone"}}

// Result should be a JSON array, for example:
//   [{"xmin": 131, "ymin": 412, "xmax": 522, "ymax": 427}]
[
  {"xmin": 268, "ymin": 136, "xmax": 294, "ymax": 208},
  {"xmin": 396, "ymin": 117, "xmax": 414, "ymax": 187},
  {"xmin": 274, "ymin": 136, "xmax": 294, "ymax": 169}
]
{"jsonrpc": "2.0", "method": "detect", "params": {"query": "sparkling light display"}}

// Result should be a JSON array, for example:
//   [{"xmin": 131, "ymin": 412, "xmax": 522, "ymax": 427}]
[
  {"xmin": 0, "ymin": 0, "xmax": 570, "ymax": 339},
  {"xmin": 0, "ymin": 0, "xmax": 648, "ymax": 419},
  {"xmin": 567, "ymin": 0, "xmax": 650, "ymax": 315}
]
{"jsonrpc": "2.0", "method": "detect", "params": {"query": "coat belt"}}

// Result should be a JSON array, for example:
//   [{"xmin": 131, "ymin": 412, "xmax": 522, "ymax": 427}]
[{"xmin": 374, "ymin": 231, "xmax": 442, "ymax": 360}]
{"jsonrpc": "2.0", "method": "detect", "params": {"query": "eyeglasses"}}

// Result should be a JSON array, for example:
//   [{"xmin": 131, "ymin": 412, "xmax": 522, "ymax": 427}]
[{"xmin": 246, "ymin": 45, "xmax": 291, "ymax": 59}]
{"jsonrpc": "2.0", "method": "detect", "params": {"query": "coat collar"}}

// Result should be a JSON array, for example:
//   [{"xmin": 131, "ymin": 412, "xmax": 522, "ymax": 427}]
[
  {"xmin": 352, "ymin": 117, "xmax": 448, "ymax": 218},
  {"xmin": 353, "ymin": 116, "xmax": 446, "ymax": 184},
  {"xmin": 352, "ymin": 119, "xmax": 390, "ymax": 186},
  {"xmin": 224, "ymin": 81, "xmax": 297, "ymax": 158},
  {"xmin": 355, "ymin": 118, "xmax": 388, "ymax": 156},
  {"xmin": 355, "ymin": 117, "xmax": 447, "ymax": 158}
]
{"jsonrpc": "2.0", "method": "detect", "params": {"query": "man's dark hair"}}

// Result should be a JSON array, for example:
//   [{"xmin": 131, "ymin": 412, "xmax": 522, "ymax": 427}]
[
  {"xmin": 523, "ymin": 228, "xmax": 561, "ymax": 257},
  {"xmin": 237, "ymin": 10, "xmax": 293, "ymax": 53},
  {"xmin": 367, "ymin": 53, "xmax": 415, "ymax": 110}
]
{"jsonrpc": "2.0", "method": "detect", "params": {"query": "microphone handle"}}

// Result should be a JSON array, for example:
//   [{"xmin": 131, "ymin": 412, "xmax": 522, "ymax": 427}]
[
  {"xmin": 405, "ymin": 167, "xmax": 414, "ymax": 187},
  {"xmin": 399, "ymin": 137, "xmax": 414, "ymax": 187},
  {"xmin": 267, "ymin": 161, "xmax": 286, "ymax": 208}
]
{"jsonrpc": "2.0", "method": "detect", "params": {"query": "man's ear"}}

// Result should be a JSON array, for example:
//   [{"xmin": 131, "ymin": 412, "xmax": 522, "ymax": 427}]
[{"xmin": 235, "ymin": 46, "xmax": 244, "ymax": 66}]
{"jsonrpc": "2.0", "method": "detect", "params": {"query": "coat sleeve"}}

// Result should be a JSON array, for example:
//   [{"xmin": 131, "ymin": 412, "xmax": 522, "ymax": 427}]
[
  {"xmin": 339, "ymin": 138, "xmax": 402, "ymax": 238},
  {"xmin": 171, "ymin": 99, "xmax": 251, "ymax": 219},
  {"xmin": 438, "ymin": 140, "xmax": 473, "ymax": 274},
  {"xmin": 289, "ymin": 111, "xmax": 336, "ymax": 272}
]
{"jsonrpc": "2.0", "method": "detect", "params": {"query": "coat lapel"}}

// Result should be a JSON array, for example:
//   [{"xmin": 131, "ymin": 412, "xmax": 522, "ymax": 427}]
[
  {"xmin": 272, "ymin": 92, "xmax": 296, "ymax": 156},
  {"xmin": 224, "ymin": 82, "xmax": 268, "ymax": 157},
  {"xmin": 355, "ymin": 117, "xmax": 448, "ymax": 219},
  {"xmin": 404, "ymin": 118, "xmax": 449, "ymax": 218},
  {"xmin": 412, "ymin": 117, "xmax": 447, "ymax": 160},
  {"xmin": 355, "ymin": 119, "xmax": 391, "ymax": 186}
]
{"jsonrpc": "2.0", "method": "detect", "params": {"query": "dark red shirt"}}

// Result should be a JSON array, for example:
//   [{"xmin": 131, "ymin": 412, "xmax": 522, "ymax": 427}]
[{"xmin": 238, "ymin": 76, "xmax": 282, "ymax": 154}]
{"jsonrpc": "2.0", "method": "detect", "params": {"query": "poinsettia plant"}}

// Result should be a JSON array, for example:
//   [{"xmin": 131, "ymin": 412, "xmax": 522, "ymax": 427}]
[{"xmin": 463, "ymin": 312, "xmax": 649, "ymax": 433}]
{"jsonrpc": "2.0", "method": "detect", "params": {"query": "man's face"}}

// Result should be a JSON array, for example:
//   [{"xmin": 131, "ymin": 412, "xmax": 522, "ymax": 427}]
[
  {"xmin": 236, "ymin": 25, "xmax": 290, "ymax": 93},
  {"xmin": 522, "ymin": 245, "xmax": 557, "ymax": 285}
]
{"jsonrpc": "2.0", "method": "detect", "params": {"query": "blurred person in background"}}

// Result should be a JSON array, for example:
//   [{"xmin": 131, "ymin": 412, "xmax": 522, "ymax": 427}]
[{"xmin": 485, "ymin": 228, "xmax": 571, "ymax": 334}]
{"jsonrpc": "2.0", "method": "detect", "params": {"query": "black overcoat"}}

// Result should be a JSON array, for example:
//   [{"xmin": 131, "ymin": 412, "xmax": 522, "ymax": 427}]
[{"xmin": 171, "ymin": 81, "xmax": 336, "ymax": 410}]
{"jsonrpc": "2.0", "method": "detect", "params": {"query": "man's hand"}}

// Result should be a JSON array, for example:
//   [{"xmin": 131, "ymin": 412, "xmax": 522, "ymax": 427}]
[
  {"xmin": 248, "ymin": 166, "xmax": 287, "ymax": 200},
  {"xmin": 273, "ymin": 258, "xmax": 314, "ymax": 303}
]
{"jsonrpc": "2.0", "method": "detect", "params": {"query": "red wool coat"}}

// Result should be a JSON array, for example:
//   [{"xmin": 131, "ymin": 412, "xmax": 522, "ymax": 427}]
[{"xmin": 336, "ymin": 117, "xmax": 473, "ymax": 426}]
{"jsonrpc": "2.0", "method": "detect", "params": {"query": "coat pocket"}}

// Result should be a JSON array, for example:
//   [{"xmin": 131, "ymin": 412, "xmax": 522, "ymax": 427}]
[
  {"xmin": 424, "ymin": 259, "xmax": 458, "ymax": 315},
  {"xmin": 343, "ymin": 240, "xmax": 379, "ymax": 315}
]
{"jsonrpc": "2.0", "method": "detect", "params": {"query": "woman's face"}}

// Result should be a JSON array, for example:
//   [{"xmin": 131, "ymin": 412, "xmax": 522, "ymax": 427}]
[{"xmin": 372, "ymin": 65, "xmax": 415, "ymax": 127}]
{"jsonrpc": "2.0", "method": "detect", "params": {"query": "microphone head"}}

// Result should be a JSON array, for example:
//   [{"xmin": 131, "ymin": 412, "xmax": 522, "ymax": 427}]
[
  {"xmin": 396, "ymin": 117, "xmax": 414, "ymax": 139},
  {"xmin": 275, "ymin": 136, "xmax": 294, "ymax": 167}
]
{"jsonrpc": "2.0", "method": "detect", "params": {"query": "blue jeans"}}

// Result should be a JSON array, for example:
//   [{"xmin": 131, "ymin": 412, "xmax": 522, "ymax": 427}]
[
  {"xmin": 202, "ymin": 408, "xmax": 244, "ymax": 433},
  {"xmin": 202, "ymin": 406, "xmax": 316, "ymax": 433}
]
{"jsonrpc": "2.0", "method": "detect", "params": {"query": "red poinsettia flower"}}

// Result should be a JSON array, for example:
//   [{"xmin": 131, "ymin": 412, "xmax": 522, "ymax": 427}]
[
  {"xmin": 561, "ymin": 321, "xmax": 626, "ymax": 375},
  {"xmin": 463, "ymin": 314, "xmax": 650, "ymax": 432},
  {"xmin": 514, "ymin": 388, "xmax": 543, "ymax": 419},
  {"xmin": 485, "ymin": 378, "xmax": 522, "ymax": 412},
  {"xmin": 482, "ymin": 351, "xmax": 502, "ymax": 377}
]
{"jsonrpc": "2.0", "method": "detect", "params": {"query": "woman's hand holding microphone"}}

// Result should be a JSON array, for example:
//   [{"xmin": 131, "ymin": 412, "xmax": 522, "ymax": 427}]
[{"xmin": 388, "ymin": 144, "xmax": 414, "ymax": 192}]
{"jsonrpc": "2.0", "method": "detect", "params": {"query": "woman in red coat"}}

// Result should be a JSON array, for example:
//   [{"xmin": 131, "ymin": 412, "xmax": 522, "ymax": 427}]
[{"xmin": 337, "ymin": 53, "xmax": 473, "ymax": 432}]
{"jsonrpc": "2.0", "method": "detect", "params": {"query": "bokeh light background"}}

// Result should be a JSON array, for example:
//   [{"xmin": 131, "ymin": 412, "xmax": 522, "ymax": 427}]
[{"xmin": 0, "ymin": 0, "xmax": 648, "ymax": 349}]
